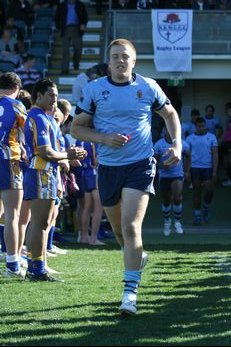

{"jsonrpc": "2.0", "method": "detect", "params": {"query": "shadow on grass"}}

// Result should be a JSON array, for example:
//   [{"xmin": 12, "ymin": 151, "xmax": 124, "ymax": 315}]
[
  {"xmin": 1, "ymin": 272, "xmax": 231, "ymax": 346},
  {"xmin": 1, "ymin": 240, "xmax": 231, "ymax": 346}
]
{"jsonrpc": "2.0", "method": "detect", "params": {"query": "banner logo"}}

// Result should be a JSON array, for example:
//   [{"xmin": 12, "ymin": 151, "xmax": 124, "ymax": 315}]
[{"xmin": 158, "ymin": 11, "xmax": 188, "ymax": 44}]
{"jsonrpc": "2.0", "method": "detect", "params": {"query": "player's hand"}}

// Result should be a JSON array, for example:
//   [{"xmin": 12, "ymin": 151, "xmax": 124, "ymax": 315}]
[
  {"xmin": 67, "ymin": 146, "xmax": 87, "ymax": 160},
  {"xmin": 163, "ymin": 143, "xmax": 182, "ymax": 166},
  {"xmin": 103, "ymin": 133, "xmax": 130, "ymax": 148}
]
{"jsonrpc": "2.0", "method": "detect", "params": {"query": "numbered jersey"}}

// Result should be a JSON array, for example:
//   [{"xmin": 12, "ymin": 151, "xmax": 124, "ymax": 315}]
[{"xmin": 0, "ymin": 96, "xmax": 27, "ymax": 160}]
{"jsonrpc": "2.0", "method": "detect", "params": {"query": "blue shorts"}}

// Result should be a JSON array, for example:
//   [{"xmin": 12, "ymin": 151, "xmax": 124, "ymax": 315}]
[
  {"xmin": 190, "ymin": 168, "xmax": 213, "ymax": 182},
  {"xmin": 159, "ymin": 176, "xmax": 183, "ymax": 192},
  {"xmin": 24, "ymin": 167, "xmax": 58, "ymax": 200},
  {"xmin": 0, "ymin": 158, "xmax": 23, "ymax": 190},
  {"xmin": 83, "ymin": 174, "xmax": 97, "ymax": 193},
  {"xmin": 98, "ymin": 158, "xmax": 156, "ymax": 207},
  {"xmin": 74, "ymin": 171, "xmax": 84, "ymax": 199}
]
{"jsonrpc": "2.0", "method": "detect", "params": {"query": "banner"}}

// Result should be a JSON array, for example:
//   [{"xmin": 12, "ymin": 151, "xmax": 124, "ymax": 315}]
[{"xmin": 151, "ymin": 9, "xmax": 193, "ymax": 72}]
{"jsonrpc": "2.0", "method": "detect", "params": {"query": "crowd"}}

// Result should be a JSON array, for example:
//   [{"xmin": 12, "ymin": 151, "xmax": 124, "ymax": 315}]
[{"xmin": 112, "ymin": 0, "xmax": 231, "ymax": 10}]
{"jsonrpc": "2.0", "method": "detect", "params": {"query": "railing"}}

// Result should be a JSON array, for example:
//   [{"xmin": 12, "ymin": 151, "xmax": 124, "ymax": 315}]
[{"xmin": 103, "ymin": 10, "xmax": 231, "ymax": 60}]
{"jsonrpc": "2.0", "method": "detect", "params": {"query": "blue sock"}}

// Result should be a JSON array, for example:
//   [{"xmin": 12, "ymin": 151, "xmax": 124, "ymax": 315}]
[
  {"xmin": 6, "ymin": 254, "xmax": 19, "ymax": 272},
  {"xmin": 0, "ymin": 225, "xmax": 6, "ymax": 252},
  {"xmin": 47, "ymin": 226, "xmax": 55, "ymax": 251},
  {"xmin": 123, "ymin": 270, "xmax": 141, "ymax": 295},
  {"xmin": 31, "ymin": 259, "xmax": 45, "ymax": 275}
]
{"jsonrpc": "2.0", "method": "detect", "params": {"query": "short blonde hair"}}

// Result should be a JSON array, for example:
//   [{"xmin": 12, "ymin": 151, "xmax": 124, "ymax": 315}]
[{"xmin": 107, "ymin": 38, "xmax": 136, "ymax": 59}]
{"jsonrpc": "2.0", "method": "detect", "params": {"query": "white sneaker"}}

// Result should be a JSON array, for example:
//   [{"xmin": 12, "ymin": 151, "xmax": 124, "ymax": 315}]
[
  {"xmin": 52, "ymin": 245, "xmax": 67, "ymax": 255},
  {"xmin": 174, "ymin": 221, "xmax": 183, "ymax": 234},
  {"xmin": 4, "ymin": 268, "xmax": 25, "ymax": 280},
  {"xmin": 140, "ymin": 252, "xmax": 149, "ymax": 271},
  {"xmin": 222, "ymin": 179, "xmax": 231, "ymax": 186},
  {"xmin": 119, "ymin": 293, "xmax": 137, "ymax": 315},
  {"xmin": 45, "ymin": 265, "xmax": 61, "ymax": 274},
  {"xmin": 163, "ymin": 219, "xmax": 171, "ymax": 236}
]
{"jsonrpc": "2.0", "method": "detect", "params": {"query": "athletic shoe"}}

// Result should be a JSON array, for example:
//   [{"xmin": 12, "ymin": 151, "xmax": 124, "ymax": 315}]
[
  {"xmin": 174, "ymin": 221, "xmax": 183, "ymax": 234},
  {"xmin": 193, "ymin": 215, "xmax": 201, "ymax": 226},
  {"xmin": 51, "ymin": 245, "xmax": 67, "ymax": 255},
  {"xmin": 140, "ymin": 252, "xmax": 149, "ymax": 271},
  {"xmin": 119, "ymin": 293, "xmax": 137, "ymax": 315},
  {"xmin": 46, "ymin": 250, "xmax": 57, "ymax": 257},
  {"xmin": 163, "ymin": 219, "xmax": 171, "ymax": 236},
  {"xmin": 45, "ymin": 266, "xmax": 61, "ymax": 274},
  {"xmin": 4, "ymin": 268, "xmax": 25, "ymax": 280},
  {"xmin": 25, "ymin": 271, "xmax": 64, "ymax": 282},
  {"xmin": 222, "ymin": 179, "xmax": 231, "ymax": 186},
  {"xmin": 20, "ymin": 256, "xmax": 28, "ymax": 269}
]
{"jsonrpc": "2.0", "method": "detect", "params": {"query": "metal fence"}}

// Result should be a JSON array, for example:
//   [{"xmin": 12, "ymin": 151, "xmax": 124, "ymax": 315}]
[{"xmin": 103, "ymin": 10, "xmax": 231, "ymax": 58}]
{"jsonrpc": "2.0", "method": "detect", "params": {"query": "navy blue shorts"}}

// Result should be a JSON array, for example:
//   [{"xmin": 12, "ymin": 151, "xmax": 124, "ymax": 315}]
[
  {"xmin": 159, "ymin": 176, "xmax": 183, "ymax": 192},
  {"xmin": 73, "ymin": 170, "xmax": 84, "ymax": 199},
  {"xmin": 98, "ymin": 158, "xmax": 156, "ymax": 207},
  {"xmin": 190, "ymin": 168, "xmax": 213, "ymax": 181},
  {"xmin": 83, "ymin": 174, "xmax": 97, "ymax": 192}
]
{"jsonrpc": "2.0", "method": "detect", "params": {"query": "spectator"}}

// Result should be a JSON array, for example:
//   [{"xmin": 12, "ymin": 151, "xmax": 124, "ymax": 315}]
[
  {"xmin": 5, "ymin": 16, "xmax": 24, "ymax": 53},
  {"xmin": 15, "ymin": 53, "xmax": 42, "ymax": 94},
  {"xmin": 137, "ymin": 0, "xmax": 153, "ymax": 9},
  {"xmin": 0, "ymin": 26, "xmax": 22, "ymax": 67},
  {"xmin": 7, "ymin": 0, "xmax": 34, "ymax": 29},
  {"xmin": 55, "ymin": 0, "xmax": 88, "ymax": 75},
  {"xmin": 112, "ymin": 0, "xmax": 136, "ymax": 9},
  {"xmin": 186, "ymin": 117, "xmax": 218, "ymax": 225},
  {"xmin": 191, "ymin": 0, "xmax": 210, "ymax": 9}
]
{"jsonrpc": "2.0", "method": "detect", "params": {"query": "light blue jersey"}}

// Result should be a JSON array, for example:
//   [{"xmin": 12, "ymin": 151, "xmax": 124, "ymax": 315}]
[
  {"xmin": 154, "ymin": 138, "xmax": 190, "ymax": 177},
  {"xmin": 77, "ymin": 73, "xmax": 169, "ymax": 165},
  {"xmin": 204, "ymin": 116, "xmax": 222, "ymax": 135},
  {"xmin": 186, "ymin": 132, "xmax": 217, "ymax": 168}
]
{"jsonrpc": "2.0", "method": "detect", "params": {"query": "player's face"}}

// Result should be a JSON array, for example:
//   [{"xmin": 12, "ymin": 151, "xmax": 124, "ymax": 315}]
[
  {"xmin": 38, "ymin": 87, "xmax": 58, "ymax": 112},
  {"xmin": 109, "ymin": 44, "xmax": 136, "ymax": 83},
  {"xmin": 196, "ymin": 122, "xmax": 206, "ymax": 134}
]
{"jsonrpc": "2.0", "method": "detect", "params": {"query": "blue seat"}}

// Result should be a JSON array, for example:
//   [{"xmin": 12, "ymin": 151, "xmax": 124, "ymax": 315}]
[
  {"xmin": 27, "ymin": 47, "xmax": 50, "ymax": 65},
  {"xmin": 32, "ymin": 19, "xmax": 53, "ymax": 35},
  {"xmin": 0, "ymin": 61, "xmax": 16, "ymax": 72},
  {"xmin": 30, "ymin": 32, "xmax": 52, "ymax": 50}
]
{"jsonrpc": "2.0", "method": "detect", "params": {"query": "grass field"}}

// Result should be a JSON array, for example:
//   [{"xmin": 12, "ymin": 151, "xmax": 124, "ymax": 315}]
[
  {"xmin": 1, "ymin": 182, "xmax": 230, "ymax": 346},
  {"xmin": 1, "ymin": 231, "xmax": 231, "ymax": 346}
]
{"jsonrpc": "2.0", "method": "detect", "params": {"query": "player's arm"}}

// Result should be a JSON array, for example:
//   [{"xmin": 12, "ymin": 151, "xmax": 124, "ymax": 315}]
[
  {"xmin": 38, "ymin": 145, "xmax": 87, "ymax": 162},
  {"xmin": 70, "ymin": 110, "xmax": 128, "ymax": 148}
]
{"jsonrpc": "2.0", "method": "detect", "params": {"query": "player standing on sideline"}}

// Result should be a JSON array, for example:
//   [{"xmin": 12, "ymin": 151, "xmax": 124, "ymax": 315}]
[
  {"xmin": 23, "ymin": 79, "xmax": 87, "ymax": 281},
  {"xmin": 0, "ymin": 72, "xmax": 27, "ymax": 278},
  {"xmin": 70, "ymin": 39, "xmax": 182, "ymax": 315}
]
